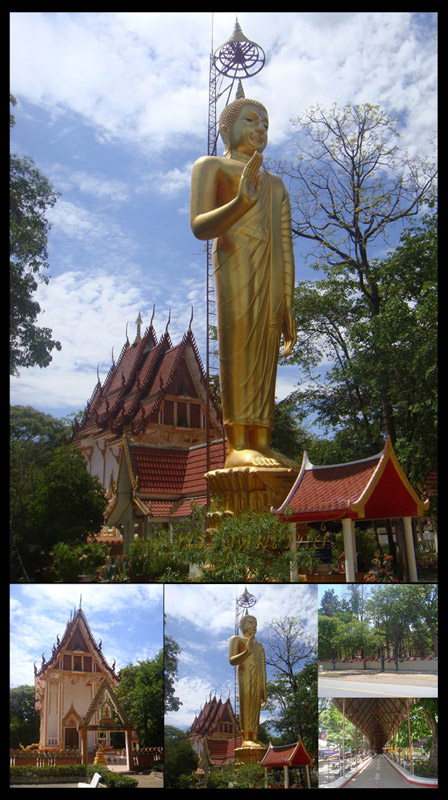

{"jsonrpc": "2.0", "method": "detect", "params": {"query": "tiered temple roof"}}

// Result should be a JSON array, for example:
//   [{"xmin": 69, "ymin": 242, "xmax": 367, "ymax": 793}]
[
  {"xmin": 108, "ymin": 434, "xmax": 226, "ymax": 523},
  {"xmin": 188, "ymin": 695, "xmax": 242, "ymax": 768},
  {"xmin": 72, "ymin": 320, "xmax": 221, "ymax": 441},
  {"xmin": 34, "ymin": 606, "xmax": 117, "ymax": 683}
]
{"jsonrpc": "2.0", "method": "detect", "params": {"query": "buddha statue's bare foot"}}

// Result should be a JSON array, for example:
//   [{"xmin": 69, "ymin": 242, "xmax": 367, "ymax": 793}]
[
  {"xmin": 225, "ymin": 448, "xmax": 286, "ymax": 469},
  {"xmin": 258, "ymin": 447, "xmax": 299, "ymax": 470},
  {"xmin": 241, "ymin": 739, "xmax": 266, "ymax": 749}
]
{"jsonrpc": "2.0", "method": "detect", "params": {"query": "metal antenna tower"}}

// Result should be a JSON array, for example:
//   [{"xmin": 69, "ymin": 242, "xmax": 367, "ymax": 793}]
[{"xmin": 205, "ymin": 17, "xmax": 265, "ymax": 496}]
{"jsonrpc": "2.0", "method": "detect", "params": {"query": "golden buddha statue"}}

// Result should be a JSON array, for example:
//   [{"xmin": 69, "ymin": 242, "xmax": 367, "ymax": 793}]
[
  {"xmin": 190, "ymin": 87, "xmax": 296, "ymax": 470},
  {"xmin": 229, "ymin": 613, "xmax": 267, "ymax": 748}
]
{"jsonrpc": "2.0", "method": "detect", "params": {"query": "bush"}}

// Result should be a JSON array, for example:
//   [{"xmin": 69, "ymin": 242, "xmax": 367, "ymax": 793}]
[
  {"xmin": 125, "ymin": 535, "xmax": 188, "ymax": 581},
  {"xmin": 182, "ymin": 510, "xmax": 295, "ymax": 583},
  {"xmin": 48, "ymin": 541, "xmax": 109, "ymax": 582},
  {"xmin": 9, "ymin": 764, "xmax": 138, "ymax": 788}
]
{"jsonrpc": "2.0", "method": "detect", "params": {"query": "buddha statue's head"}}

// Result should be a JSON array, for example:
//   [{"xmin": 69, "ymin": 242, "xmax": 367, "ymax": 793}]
[
  {"xmin": 219, "ymin": 95, "xmax": 268, "ymax": 157},
  {"xmin": 239, "ymin": 613, "xmax": 258, "ymax": 634}
]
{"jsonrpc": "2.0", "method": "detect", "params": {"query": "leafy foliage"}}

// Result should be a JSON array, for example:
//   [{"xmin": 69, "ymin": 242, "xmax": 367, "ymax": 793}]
[
  {"xmin": 10, "ymin": 95, "xmax": 61, "ymax": 376},
  {"xmin": 10, "ymin": 405, "xmax": 106, "ymax": 581},
  {"xmin": 114, "ymin": 652, "xmax": 163, "ymax": 748}
]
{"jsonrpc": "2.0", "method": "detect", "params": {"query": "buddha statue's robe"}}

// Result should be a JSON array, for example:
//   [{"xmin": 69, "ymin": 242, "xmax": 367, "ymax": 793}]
[
  {"xmin": 212, "ymin": 168, "xmax": 295, "ymax": 430},
  {"xmin": 228, "ymin": 633, "xmax": 267, "ymax": 743}
]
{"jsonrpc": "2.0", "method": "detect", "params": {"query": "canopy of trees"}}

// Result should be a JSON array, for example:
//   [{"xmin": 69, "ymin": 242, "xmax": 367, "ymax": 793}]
[
  {"xmin": 318, "ymin": 585, "xmax": 437, "ymax": 661},
  {"xmin": 274, "ymin": 102, "xmax": 437, "ymax": 495},
  {"xmin": 10, "ymin": 405, "xmax": 107, "ymax": 581}
]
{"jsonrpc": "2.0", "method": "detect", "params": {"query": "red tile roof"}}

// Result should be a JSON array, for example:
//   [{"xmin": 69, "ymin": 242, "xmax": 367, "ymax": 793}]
[
  {"xmin": 206, "ymin": 736, "xmax": 243, "ymax": 765},
  {"xmin": 273, "ymin": 437, "xmax": 429, "ymax": 523},
  {"xmin": 73, "ymin": 325, "xmax": 221, "ymax": 439},
  {"xmin": 260, "ymin": 739, "xmax": 313, "ymax": 767}
]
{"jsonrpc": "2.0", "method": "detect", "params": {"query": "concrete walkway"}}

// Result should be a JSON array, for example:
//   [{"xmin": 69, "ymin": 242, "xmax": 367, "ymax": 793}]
[{"xmin": 324, "ymin": 755, "xmax": 436, "ymax": 789}]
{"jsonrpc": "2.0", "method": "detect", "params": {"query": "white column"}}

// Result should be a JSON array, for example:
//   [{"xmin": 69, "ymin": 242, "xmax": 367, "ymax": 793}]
[
  {"xmin": 403, "ymin": 517, "xmax": 418, "ymax": 582},
  {"xmin": 125, "ymin": 730, "xmax": 133, "ymax": 771},
  {"xmin": 305, "ymin": 765, "xmax": 311, "ymax": 788},
  {"xmin": 342, "ymin": 518, "xmax": 356, "ymax": 582},
  {"xmin": 283, "ymin": 765, "xmax": 289, "ymax": 788}
]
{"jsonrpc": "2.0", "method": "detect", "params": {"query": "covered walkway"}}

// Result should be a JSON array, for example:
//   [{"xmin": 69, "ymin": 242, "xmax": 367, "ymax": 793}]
[
  {"xmin": 321, "ymin": 698, "xmax": 437, "ymax": 789},
  {"xmin": 342, "ymin": 754, "xmax": 431, "ymax": 789}
]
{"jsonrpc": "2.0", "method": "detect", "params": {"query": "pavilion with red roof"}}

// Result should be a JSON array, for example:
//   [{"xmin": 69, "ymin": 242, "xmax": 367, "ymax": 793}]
[
  {"xmin": 260, "ymin": 738, "xmax": 314, "ymax": 788},
  {"xmin": 272, "ymin": 437, "xmax": 429, "ymax": 582}
]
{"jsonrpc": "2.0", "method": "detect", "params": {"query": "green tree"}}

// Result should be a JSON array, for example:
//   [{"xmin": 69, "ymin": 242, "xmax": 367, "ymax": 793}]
[
  {"xmin": 114, "ymin": 653, "xmax": 163, "ymax": 748},
  {"xmin": 263, "ymin": 617, "xmax": 318, "ymax": 751},
  {"xmin": 164, "ymin": 635, "xmax": 182, "ymax": 714},
  {"xmin": 11, "ymin": 440, "xmax": 106, "ymax": 581},
  {"xmin": 319, "ymin": 589, "xmax": 342, "ymax": 618},
  {"xmin": 10, "ymin": 95, "xmax": 61, "ymax": 376},
  {"xmin": 281, "ymin": 102, "xmax": 436, "ymax": 458},
  {"xmin": 10, "ymin": 685, "xmax": 40, "ymax": 749},
  {"xmin": 164, "ymin": 729, "xmax": 199, "ymax": 790}
]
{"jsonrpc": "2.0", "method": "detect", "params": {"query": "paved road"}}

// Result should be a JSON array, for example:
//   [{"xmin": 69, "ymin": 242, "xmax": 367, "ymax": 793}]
[
  {"xmin": 318, "ymin": 670, "xmax": 437, "ymax": 697},
  {"xmin": 318, "ymin": 677, "xmax": 437, "ymax": 697},
  {"xmin": 342, "ymin": 755, "xmax": 422, "ymax": 788}
]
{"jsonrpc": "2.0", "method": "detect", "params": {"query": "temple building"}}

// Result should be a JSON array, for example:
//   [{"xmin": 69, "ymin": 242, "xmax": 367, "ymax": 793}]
[
  {"xmin": 187, "ymin": 695, "xmax": 242, "ymax": 776},
  {"xmin": 72, "ymin": 314, "xmax": 225, "ymax": 550},
  {"xmin": 34, "ymin": 604, "xmax": 134, "ymax": 764}
]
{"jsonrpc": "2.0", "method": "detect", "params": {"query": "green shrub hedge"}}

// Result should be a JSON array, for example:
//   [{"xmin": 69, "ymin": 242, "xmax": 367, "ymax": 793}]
[{"xmin": 10, "ymin": 764, "xmax": 138, "ymax": 788}]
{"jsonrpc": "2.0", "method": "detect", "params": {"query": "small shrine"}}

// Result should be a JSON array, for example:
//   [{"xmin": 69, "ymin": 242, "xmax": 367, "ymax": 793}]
[
  {"xmin": 187, "ymin": 695, "xmax": 242, "ymax": 777},
  {"xmin": 272, "ymin": 436, "xmax": 430, "ymax": 582},
  {"xmin": 34, "ymin": 603, "xmax": 133, "ymax": 762},
  {"xmin": 260, "ymin": 739, "xmax": 314, "ymax": 789},
  {"xmin": 78, "ymin": 677, "xmax": 135, "ymax": 770},
  {"xmin": 72, "ymin": 313, "xmax": 224, "ymax": 548}
]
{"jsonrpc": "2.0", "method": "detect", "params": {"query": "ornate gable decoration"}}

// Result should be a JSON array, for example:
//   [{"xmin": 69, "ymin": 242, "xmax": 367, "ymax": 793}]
[
  {"xmin": 79, "ymin": 677, "xmax": 132, "ymax": 730},
  {"xmin": 34, "ymin": 607, "xmax": 117, "ymax": 682},
  {"xmin": 73, "ymin": 316, "xmax": 221, "ymax": 440}
]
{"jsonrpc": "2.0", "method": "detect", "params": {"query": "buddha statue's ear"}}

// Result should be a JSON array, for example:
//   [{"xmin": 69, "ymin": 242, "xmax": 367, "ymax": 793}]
[{"xmin": 220, "ymin": 125, "xmax": 231, "ymax": 157}]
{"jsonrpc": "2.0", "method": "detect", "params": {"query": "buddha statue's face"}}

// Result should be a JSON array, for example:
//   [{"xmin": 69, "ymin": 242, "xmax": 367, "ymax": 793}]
[
  {"xmin": 241, "ymin": 615, "xmax": 257, "ymax": 636},
  {"xmin": 228, "ymin": 104, "xmax": 269, "ymax": 157}
]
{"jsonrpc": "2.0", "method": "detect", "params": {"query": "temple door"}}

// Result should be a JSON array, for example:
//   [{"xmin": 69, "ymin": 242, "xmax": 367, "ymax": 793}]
[{"xmin": 64, "ymin": 727, "xmax": 79, "ymax": 749}]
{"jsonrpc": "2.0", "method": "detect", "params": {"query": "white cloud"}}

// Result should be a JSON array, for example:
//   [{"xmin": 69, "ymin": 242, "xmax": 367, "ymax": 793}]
[{"xmin": 11, "ymin": 12, "xmax": 437, "ymax": 157}]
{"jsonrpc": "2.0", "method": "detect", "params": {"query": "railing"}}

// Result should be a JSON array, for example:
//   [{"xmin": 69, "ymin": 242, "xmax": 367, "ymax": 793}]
[
  {"xmin": 132, "ymin": 747, "xmax": 163, "ymax": 768},
  {"xmin": 10, "ymin": 749, "xmax": 81, "ymax": 767},
  {"xmin": 318, "ymin": 751, "xmax": 372, "ymax": 786}
]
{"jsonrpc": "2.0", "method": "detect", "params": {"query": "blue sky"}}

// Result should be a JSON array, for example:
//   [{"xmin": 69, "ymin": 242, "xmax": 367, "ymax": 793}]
[
  {"xmin": 10, "ymin": 12, "xmax": 437, "ymax": 423},
  {"xmin": 164, "ymin": 583, "xmax": 318, "ymax": 731},
  {"xmin": 10, "ymin": 584, "xmax": 164, "ymax": 688}
]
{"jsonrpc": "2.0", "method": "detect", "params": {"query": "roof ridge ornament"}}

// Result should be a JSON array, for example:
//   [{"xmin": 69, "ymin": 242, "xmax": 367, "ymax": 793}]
[{"xmin": 134, "ymin": 311, "xmax": 143, "ymax": 344}]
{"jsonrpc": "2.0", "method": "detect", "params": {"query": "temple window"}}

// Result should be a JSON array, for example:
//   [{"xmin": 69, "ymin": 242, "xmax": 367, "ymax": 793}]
[
  {"xmin": 164, "ymin": 400, "xmax": 174, "ymax": 425},
  {"xmin": 177, "ymin": 402, "xmax": 188, "ymax": 427},
  {"xmin": 190, "ymin": 404, "xmax": 201, "ymax": 428}
]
